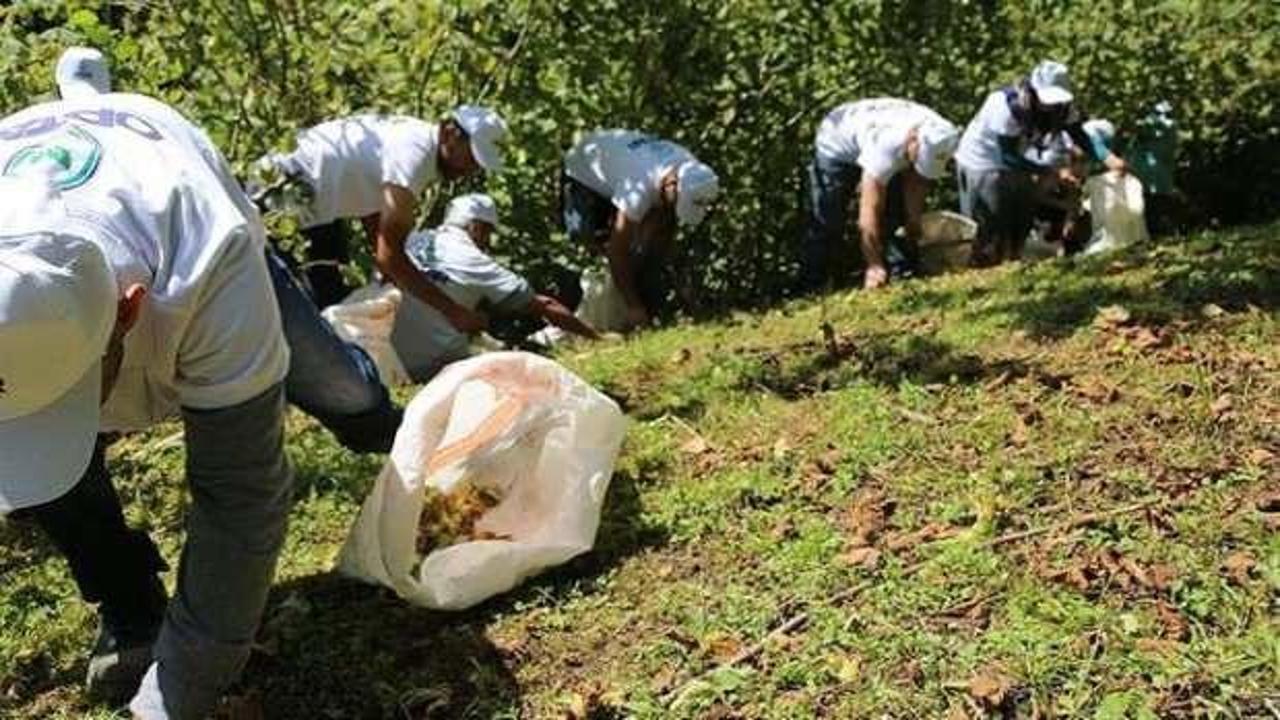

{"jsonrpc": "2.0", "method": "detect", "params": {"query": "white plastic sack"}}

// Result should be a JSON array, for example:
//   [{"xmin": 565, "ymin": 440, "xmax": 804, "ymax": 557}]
[
  {"xmin": 577, "ymin": 267, "xmax": 629, "ymax": 333},
  {"xmin": 337, "ymin": 351, "xmax": 627, "ymax": 610},
  {"xmin": 322, "ymin": 285, "xmax": 411, "ymax": 387},
  {"xmin": 1083, "ymin": 171, "xmax": 1149, "ymax": 255},
  {"xmin": 529, "ymin": 267, "xmax": 629, "ymax": 347},
  {"xmin": 916, "ymin": 210, "xmax": 978, "ymax": 273}
]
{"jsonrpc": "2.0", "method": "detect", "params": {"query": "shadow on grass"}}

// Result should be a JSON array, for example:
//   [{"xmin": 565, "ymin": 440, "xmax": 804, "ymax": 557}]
[
  {"xmin": 889, "ymin": 229, "xmax": 1279, "ymax": 340},
  {"xmin": 250, "ymin": 468, "xmax": 666, "ymax": 719},
  {"xmin": 733, "ymin": 331, "xmax": 1040, "ymax": 398}
]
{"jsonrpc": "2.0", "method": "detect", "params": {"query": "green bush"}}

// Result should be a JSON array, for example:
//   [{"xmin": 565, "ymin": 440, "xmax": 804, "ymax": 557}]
[{"xmin": 2, "ymin": 0, "xmax": 1276, "ymax": 314}]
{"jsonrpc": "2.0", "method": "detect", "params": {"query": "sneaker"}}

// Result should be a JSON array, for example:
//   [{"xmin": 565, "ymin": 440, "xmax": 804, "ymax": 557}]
[
  {"xmin": 86, "ymin": 577, "xmax": 167, "ymax": 706},
  {"xmin": 86, "ymin": 621, "xmax": 159, "ymax": 706}
]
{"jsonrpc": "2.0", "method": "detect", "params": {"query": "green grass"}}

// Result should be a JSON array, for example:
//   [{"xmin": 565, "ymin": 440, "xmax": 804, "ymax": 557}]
[{"xmin": 2, "ymin": 224, "xmax": 1278, "ymax": 719}]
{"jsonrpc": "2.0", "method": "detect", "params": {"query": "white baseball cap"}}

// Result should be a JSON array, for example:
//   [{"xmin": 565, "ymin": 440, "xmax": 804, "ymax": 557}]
[
  {"xmin": 914, "ymin": 120, "xmax": 961, "ymax": 180},
  {"xmin": 55, "ymin": 47, "xmax": 111, "ymax": 99},
  {"xmin": 0, "ymin": 219, "xmax": 118, "ymax": 510},
  {"xmin": 443, "ymin": 193, "xmax": 500, "ymax": 229},
  {"xmin": 1029, "ymin": 60, "xmax": 1073, "ymax": 106},
  {"xmin": 451, "ymin": 105, "xmax": 508, "ymax": 172},
  {"xmin": 675, "ymin": 161, "xmax": 719, "ymax": 227},
  {"xmin": 1083, "ymin": 118, "xmax": 1116, "ymax": 145}
]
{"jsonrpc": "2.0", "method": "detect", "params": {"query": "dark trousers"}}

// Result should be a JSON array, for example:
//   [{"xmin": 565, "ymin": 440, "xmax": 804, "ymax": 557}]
[
  {"xmin": 561, "ymin": 175, "xmax": 672, "ymax": 318},
  {"xmin": 11, "ymin": 438, "xmax": 168, "ymax": 633},
  {"xmin": 799, "ymin": 155, "xmax": 913, "ymax": 292},
  {"xmin": 300, "ymin": 221, "xmax": 353, "ymax": 310},
  {"xmin": 957, "ymin": 164, "xmax": 1035, "ymax": 266}
]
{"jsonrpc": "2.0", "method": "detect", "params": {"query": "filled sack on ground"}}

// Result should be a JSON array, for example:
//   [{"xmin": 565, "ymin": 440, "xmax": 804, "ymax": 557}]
[
  {"xmin": 1084, "ymin": 171, "xmax": 1150, "ymax": 255},
  {"xmin": 322, "ymin": 284, "xmax": 411, "ymax": 386},
  {"xmin": 337, "ymin": 351, "xmax": 627, "ymax": 610}
]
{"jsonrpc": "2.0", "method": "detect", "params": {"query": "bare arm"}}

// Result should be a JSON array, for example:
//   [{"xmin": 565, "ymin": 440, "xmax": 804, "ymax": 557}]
[
  {"xmin": 857, "ymin": 175, "xmax": 889, "ymax": 273},
  {"xmin": 528, "ymin": 294, "xmax": 600, "ymax": 340},
  {"xmin": 605, "ymin": 210, "xmax": 647, "ymax": 325},
  {"xmin": 901, "ymin": 172, "xmax": 929, "ymax": 242},
  {"xmin": 373, "ymin": 184, "xmax": 485, "ymax": 333}
]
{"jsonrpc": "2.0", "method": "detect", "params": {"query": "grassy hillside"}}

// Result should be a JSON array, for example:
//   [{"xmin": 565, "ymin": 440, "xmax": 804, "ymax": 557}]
[{"xmin": 2, "ymin": 225, "xmax": 1277, "ymax": 719}]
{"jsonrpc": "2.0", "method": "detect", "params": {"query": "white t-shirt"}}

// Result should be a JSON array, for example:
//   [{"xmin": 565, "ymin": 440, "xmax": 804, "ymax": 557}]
[
  {"xmin": 1026, "ymin": 130, "xmax": 1074, "ymax": 169},
  {"xmin": 955, "ymin": 89, "xmax": 1036, "ymax": 172},
  {"xmin": 0, "ymin": 93, "xmax": 289, "ymax": 430},
  {"xmin": 814, "ymin": 98, "xmax": 948, "ymax": 182},
  {"xmin": 283, "ymin": 115, "xmax": 439, "ymax": 227},
  {"xmin": 563, "ymin": 130, "xmax": 693, "ymax": 222},
  {"xmin": 391, "ymin": 225, "xmax": 534, "ymax": 379}
]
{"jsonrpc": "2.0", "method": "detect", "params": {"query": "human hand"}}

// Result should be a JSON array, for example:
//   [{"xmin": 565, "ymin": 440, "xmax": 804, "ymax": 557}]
[
  {"xmin": 863, "ymin": 265, "xmax": 889, "ymax": 290},
  {"xmin": 1057, "ymin": 166, "xmax": 1083, "ymax": 189}
]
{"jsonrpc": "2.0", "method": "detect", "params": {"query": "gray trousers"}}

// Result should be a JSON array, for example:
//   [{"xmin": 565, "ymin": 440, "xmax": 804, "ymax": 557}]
[
  {"xmin": 957, "ymin": 164, "xmax": 1035, "ymax": 266},
  {"xmin": 129, "ymin": 384, "xmax": 293, "ymax": 719}
]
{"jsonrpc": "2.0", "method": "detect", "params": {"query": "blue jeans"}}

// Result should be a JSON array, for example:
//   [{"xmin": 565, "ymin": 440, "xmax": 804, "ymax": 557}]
[
  {"xmin": 799, "ymin": 154, "xmax": 912, "ymax": 292},
  {"xmin": 266, "ymin": 250, "xmax": 401, "ymax": 454}
]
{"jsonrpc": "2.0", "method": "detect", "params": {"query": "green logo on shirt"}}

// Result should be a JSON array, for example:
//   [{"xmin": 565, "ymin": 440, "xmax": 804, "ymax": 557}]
[{"xmin": 3, "ymin": 125, "xmax": 102, "ymax": 191}]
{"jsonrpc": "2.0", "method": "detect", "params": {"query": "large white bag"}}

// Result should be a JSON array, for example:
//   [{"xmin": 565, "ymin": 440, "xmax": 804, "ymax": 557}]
[
  {"xmin": 577, "ymin": 267, "xmax": 629, "ymax": 333},
  {"xmin": 916, "ymin": 210, "xmax": 978, "ymax": 273},
  {"xmin": 322, "ymin": 285, "xmax": 411, "ymax": 387},
  {"xmin": 529, "ymin": 266, "xmax": 629, "ymax": 346},
  {"xmin": 337, "ymin": 351, "xmax": 627, "ymax": 610},
  {"xmin": 1083, "ymin": 171, "xmax": 1150, "ymax": 255}
]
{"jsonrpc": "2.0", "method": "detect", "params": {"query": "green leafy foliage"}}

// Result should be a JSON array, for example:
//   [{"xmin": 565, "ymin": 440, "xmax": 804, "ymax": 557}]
[{"xmin": 1, "ymin": 0, "xmax": 1276, "ymax": 313}]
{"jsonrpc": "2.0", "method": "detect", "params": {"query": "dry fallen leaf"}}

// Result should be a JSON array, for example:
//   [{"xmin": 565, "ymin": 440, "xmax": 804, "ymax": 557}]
[
  {"xmin": 1155, "ymin": 600, "xmax": 1189, "ymax": 641},
  {"xmin": 841, "ymin": 546, "xmax": 882, "ymax": 570},
  {"xmin": 967, "ymin": 670, "xmax": 1015, "ymax": 710},
  {"xmin": 1210, "ymin": 394, "xmax": 1235, "ymax": 418},
  {"xmin": 815, "ymin": 446, "xmax": 842, "ymax": 475},
  {"xmin": 831, "ymin": 653, "xmax": 862, "ymax": 683},
  {"xmin": 897, "ymin": 659, "xmax": 925, "ymax": 687},
  {"xmin": 885, "ymin": 522, "xmax": 960, "ymax": 552},
  {"xmin": 704, "ymin": 634, "xmax": 745, "ymax": 663},
  {"xmin": 1074, "ymin": 377, "xmax": 1122, "ymax": 404},
  {"xmin": 680, "ymin": 436, "xmax": 711, "ymax": 455},
  {"xmin": 563, "ymin": 691, "xmax": 591, "ymax": 720},
  {"xmin": 1094, "ymin": 304, "xmax": 1132, "ymax": 329},
  {"xmin": 770, "ymin": 518, "xmax": 798, "ymax": 541},
  {"xmin": 1222, "ymin": 551, "xmax": 1256, "ymax": 585},
  {"xmin": 843, "ymin": 491, "xmax": 895, "ymax": 547},
  {"xmin": 1126, "ymin": 326, "xmax": 1166, "ymax": 350},
  {"xmin": 650, "ymin": 666, "xmax": 678, "ymax": 694},
  {"xmin": 1246, "ymin": 448, "xmax": 1275, "ymax": 466},
  {"xmin": 1257, "ymin": 493, "xmax": 1280, "ymax": 513},
  {"xmin": 1134, "ymin": 637, "xmax": 1181, "ymax": 655},
  {"xmin": 1146, "ymin": 564, "xmax": 1178, "ymax": 593}
]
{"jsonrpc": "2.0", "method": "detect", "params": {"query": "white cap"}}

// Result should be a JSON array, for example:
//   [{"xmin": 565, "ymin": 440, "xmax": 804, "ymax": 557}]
[
  {"xmin": 451, "ymin": 105, "xmax": 508, "ymax": 172},
  {"xmin": 443, "ymin": 193, "xmax": 500, "ymax": 229},
  {"xmin": 1083, "ymin": 119, "xmax": 1116, "ymax": 145},
  {"xmin": 55, "ymin": 47, "xmax": 111, "ymax": 99},
  {"xmin": 0, "ymin": 218, "xmax": 118, "ymax": 510},
  {"xmin": 675, "ymin": 161, "xmax": 719, "ymax": 227},
  {"xmin": 1029, "ymin": 60, "xmax": 1073, "ymax": 106},
  {"xmin": 914, "ymin": 120, "xmax": 961, "ymax": 180}
]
